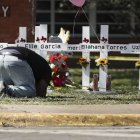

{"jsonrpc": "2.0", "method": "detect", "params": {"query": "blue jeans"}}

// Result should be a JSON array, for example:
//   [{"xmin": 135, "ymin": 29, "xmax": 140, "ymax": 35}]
[{"xmin": 0, "ymin": 54, "xmax": 36, "ymax": 97}]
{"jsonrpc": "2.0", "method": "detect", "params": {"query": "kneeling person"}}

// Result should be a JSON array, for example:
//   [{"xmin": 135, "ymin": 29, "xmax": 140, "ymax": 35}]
[{"xmin": 0, "ymin": 47, "xmax": 52, "ymax": 98}]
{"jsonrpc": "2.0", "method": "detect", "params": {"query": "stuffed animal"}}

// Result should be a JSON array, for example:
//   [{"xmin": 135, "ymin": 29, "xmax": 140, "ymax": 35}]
[{"xmin": 48, "ymin": 27, "xmax": 70, "ymax": 43}]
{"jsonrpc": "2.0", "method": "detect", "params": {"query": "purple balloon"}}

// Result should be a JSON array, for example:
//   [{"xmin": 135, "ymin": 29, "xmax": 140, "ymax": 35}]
[{"xmin": 69, "ymin": 0, "xmax": 86, "ymax": 7}]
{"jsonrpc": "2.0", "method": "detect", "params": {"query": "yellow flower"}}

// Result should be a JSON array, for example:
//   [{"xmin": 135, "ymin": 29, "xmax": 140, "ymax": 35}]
[
  {"xmin": 78, "ymin": 57, "xmax": 89, "ymax": 69},
  {"xmin": 79, "ymin": 57, "xmax": 87, "ymax": 64},
  {"xmin": 95, "ymin": 58, "xmax": 108, "ymax": 66},
  {"xmin": 135, "ymin": 61, "xmax": 140, "ymax": 68}
]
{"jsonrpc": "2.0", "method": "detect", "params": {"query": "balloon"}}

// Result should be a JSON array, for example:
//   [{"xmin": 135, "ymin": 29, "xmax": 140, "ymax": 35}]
[{"xmin": 69, "ymin": 0, "xmax": 86, "ymax": 7}]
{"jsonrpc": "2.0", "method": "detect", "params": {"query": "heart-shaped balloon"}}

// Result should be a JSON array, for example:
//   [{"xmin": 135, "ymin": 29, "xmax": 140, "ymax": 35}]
[{"xmin": 69, "ymin": 0, "xmax": 86, "ymax": 7}]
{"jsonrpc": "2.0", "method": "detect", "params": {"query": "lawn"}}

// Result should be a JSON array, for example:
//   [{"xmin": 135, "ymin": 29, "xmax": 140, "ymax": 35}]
[
  {"xmin": 70, "ymin": 68, "xmax": 139, "ymax": 90},
  {"xmin": 1, "ymin": 68, "xmax": 140, "ymax": 105}
]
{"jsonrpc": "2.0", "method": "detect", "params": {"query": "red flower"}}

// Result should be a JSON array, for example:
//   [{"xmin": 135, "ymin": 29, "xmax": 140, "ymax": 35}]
[
  {"xmin": 61, "ymin": 55, "xmax": 68, "ymax": 61},
  {"xmin": 52, "ymin": 77, "xmax": 63, "ymax": 87},
  {"xmin": 52, "ymin": 75, "xmax": 67, "ymax": 87},
  {"xmin": 55, "ymin": 53, "xmax": 61, "ymax": 61},
  {"xmin": 49, "ymin": 54, "xmax": 61, "ymax": 63},
  {"xmin": 52, "ymin": 77, "xmax": 62, "ymax": 87},
  {"xmin": 56, "ymin": 53, "xmax": 60, "ymax": 56},
  {"xmin": 52, "ymin": 67, "xmax": 60, "ymax": 73},
  {"xmin": 61, "ymin": 63, "xmax": 67, "ymax": 69},
  {"xmin": 49, "ymin": 55, "xmax": 56, "ymax": 63},
  {"xmin": 60, "ymin": 75, "xmax": 67, "ymax": 81}
]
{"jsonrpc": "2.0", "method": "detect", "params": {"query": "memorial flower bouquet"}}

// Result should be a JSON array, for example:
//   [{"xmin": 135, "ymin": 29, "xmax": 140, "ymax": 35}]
[
  {"xmin": 95, "ymin": 57, "xmax": 108, "ymax": 67},
  {"xmin": 49, "ymin": 53, "xmax": 72, "ymax": 87},
  {"xmin": 135, "ymin": 60, "xmax": 140, "ymax": 68},
  {"xmin": 78, "ymin": 57, "xmax": 90, "ymax": 69},
  {"xmin": 47, "ymin": 27, "xmax": 74, "ymax": 87}
]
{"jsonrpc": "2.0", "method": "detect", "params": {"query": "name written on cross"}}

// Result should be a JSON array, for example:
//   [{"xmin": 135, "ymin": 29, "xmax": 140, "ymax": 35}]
[{"xmin": 0, "ymin": 43, "xmax": 140, "ymax": 53}]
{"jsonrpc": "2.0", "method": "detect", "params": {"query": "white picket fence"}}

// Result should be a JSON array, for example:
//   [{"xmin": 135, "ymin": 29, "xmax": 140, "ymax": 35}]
[{"xmin": 0, "ymin": 24, "xmax": 140, "ymax": 92}]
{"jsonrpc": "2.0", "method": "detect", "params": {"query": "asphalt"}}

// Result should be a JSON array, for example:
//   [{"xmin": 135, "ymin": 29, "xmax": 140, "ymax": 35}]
[{"xmin": 0, "ymin": 104, "xmax": 140, "ymax": 127}]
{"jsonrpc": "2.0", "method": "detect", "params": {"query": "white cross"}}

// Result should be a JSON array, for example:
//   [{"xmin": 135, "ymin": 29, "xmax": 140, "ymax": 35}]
[{"xmin": 0, "ymin": 24, "xmax": 140, "ymax": 92}]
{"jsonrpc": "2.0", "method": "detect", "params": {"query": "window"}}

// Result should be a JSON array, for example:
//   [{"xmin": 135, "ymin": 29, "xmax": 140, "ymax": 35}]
[
  {"xmin": 36, "ymin": 0, "xmax": 90, "ymax": 36},
  {"xmin": 96, "ymin": 0, "xmax": 140, "ymax": 37},
  {"xmin": 35, "ymin": 0, "xmax": 140, "ymax": 38}
]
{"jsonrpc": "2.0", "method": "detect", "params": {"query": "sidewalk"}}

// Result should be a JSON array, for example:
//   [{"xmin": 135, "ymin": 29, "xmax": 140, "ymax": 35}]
[
  {"xmin": 0, "ymin": 104, "xmax": 140, "ymax": 114},
  {"xmin": 0, "ymin": 104, "xmax": 140, "ymax": 127}
]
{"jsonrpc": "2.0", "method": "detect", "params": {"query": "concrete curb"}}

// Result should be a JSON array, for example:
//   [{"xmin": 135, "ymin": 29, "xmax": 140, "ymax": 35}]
[{"xmin": 0, "ymin": 113, "xmax": 140, "ymax": 127}]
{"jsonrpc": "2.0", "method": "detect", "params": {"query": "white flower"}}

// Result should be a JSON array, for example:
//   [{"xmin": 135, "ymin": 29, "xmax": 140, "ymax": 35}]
[
  {"xmin": 65, "ymin": 72, "xmax": 69, "ymax": 77},
  {"xmin": 95, "ymin": 58, "xmax": 100, "ymax": 63},
  {"xmin": 46, "ymin": 55, "xmax": 50, "ymax": 61},
  {"xmin": 50, "ymin": 63, "xmax": 55, "ymax": 69}
]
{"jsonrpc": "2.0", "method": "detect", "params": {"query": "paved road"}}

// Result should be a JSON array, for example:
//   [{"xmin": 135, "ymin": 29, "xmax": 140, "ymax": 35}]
[{"xmin": 0, "ymin": 126, "xmax": 140, "ymax": 140}]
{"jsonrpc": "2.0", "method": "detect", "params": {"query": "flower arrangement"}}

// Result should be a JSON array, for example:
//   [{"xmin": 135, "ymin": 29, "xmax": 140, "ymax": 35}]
[
  {"xmin": 49, "ymin": 53, "xmax": 71, "ymax": 87},
  {"xmin": 135, "ymin": 61, "xmax": 140, "ymax": 68},
  {"xmin": 95, "ymin": 58, "xmax": 108, "ymax": 66},
  {"xmin": 48, "ymin": 27, "xmax": 73, "ymax": 87},
  {"xmin": 78, "ymin": 57, "xmax": 90, "ymax": 69}
]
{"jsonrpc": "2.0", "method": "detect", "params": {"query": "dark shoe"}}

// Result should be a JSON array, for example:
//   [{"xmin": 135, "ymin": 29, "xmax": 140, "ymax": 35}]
[{"xmin": 0, "ymin": 81, "xmax": 6, "ymax": 98}]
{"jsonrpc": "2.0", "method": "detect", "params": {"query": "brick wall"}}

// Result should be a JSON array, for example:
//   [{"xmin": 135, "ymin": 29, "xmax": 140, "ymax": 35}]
[{"xmin": 0, "ymin": 0, "xmax": 34, "ymax": 43}]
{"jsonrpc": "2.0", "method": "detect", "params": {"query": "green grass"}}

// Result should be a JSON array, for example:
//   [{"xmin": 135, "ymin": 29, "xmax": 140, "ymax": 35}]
[
  {"xmin": 0, "ymin": 68, "xmax": 140, "ymax": 105},
  {"xmin": 70, "ymin": 68, "xmax": 139, "ymax": 89},
  {"xmin": 1, "ymin": 87, "xmax": 140, "ymax": 105}
]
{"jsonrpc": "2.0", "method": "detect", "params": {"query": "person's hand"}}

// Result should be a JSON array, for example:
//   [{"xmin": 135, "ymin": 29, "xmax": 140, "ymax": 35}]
[{"xmin": 58, "ymin": 28, "xmax": 70, "ymax": 43}]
